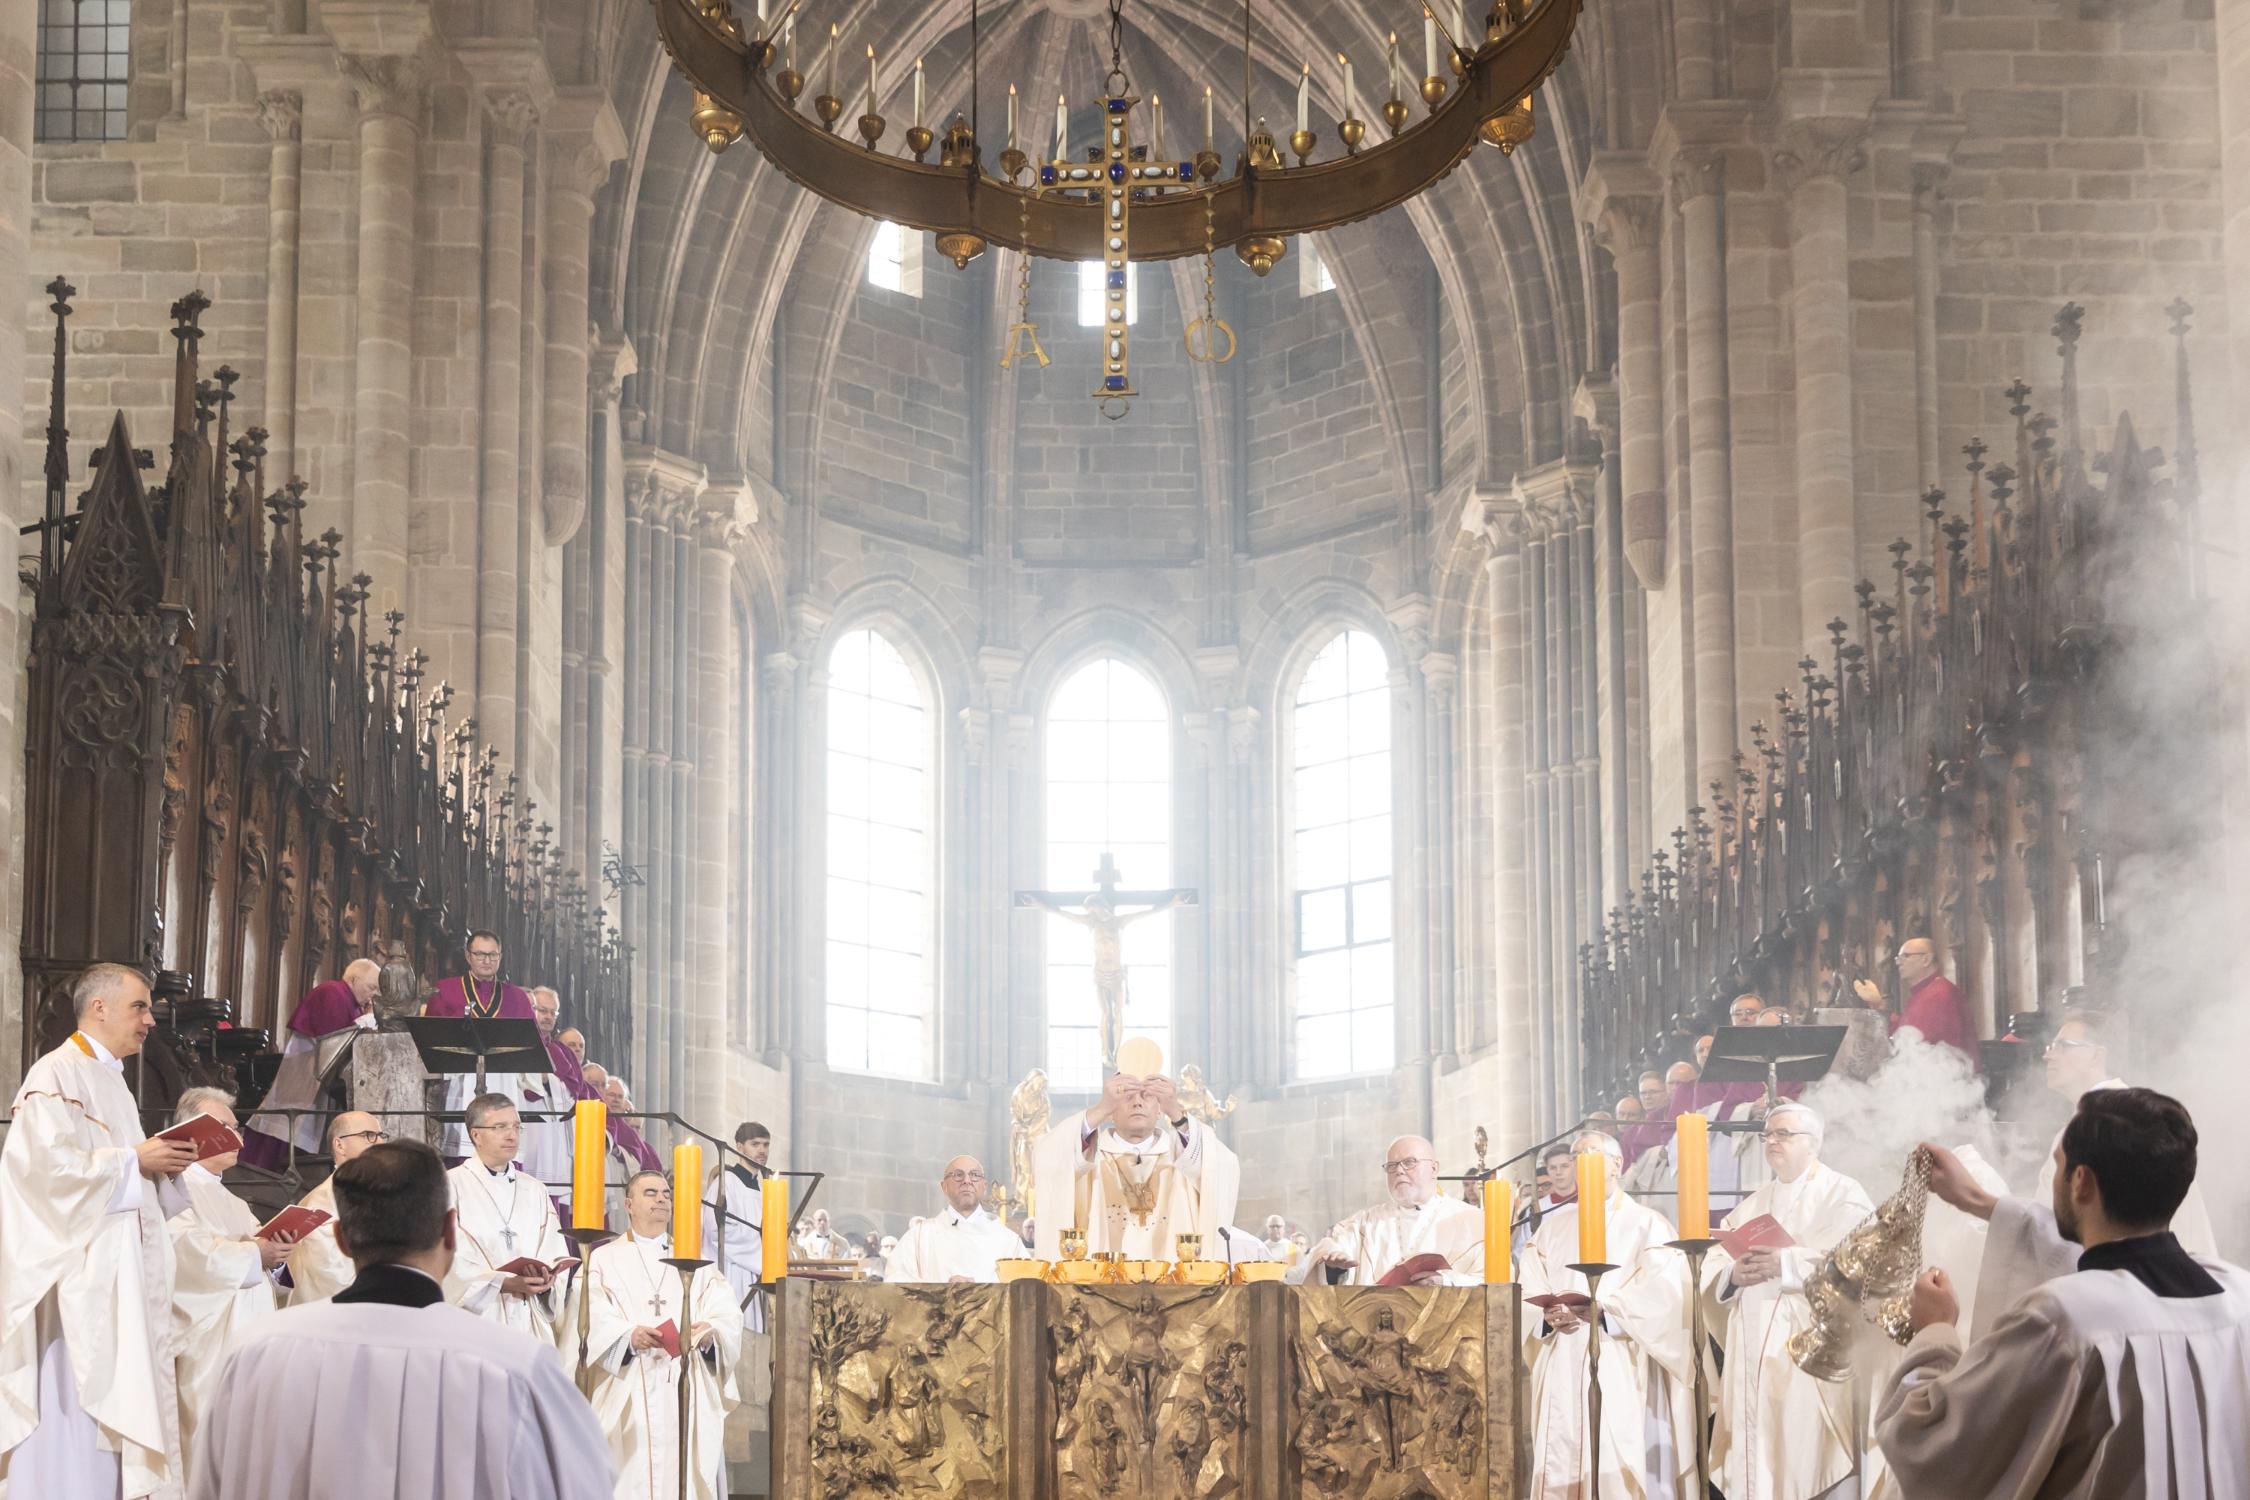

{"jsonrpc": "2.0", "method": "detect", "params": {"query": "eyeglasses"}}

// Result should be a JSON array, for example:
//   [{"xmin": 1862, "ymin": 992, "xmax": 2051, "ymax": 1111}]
[
  {"xmin": 336, "ymin": 1129, "xmax": 388, "ymax": 1146},
  {"xmin": 467, "ymin": 1122, "xmax": 517, "ymax": 1133},
  {"xmin": 1760, "ymin": 1128, "xmax": 1812, "ymax": 1143},
  {"xmin": 1381, "ymin": 1158, "xmax": 1433, "ymax": 1176},
  {"xmin": 941, "ymin": 1170, "xmax": 986, "ymax": 1184},
  {"xmin": 467, "ymin": 949, "xmax": 502, "ymax": 961},
  {"xmin": 1893, "ymin": 949, "xmax": 1930, "ymax": 964},
  {"xmin": 2045, "ymin": 1037, "xmax": 2100, "ymax": 1054}
]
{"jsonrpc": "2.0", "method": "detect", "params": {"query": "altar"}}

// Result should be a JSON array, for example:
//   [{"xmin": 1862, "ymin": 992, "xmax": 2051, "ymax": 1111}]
[{"xmin": 768, "ymin": 1278, "xmax": 1527, "ymax": 1499}]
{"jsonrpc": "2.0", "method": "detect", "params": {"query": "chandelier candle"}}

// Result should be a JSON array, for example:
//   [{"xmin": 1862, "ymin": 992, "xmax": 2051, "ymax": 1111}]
[
  {"xmin": 671, "ymin": 1143, "xmax": 703, "ymax": 1259},
  {"xmin": 1151, "ymin": 96, "xmax": 1163, "ymax": 157},
  {"xmin": 1388, "ymin": 33, "xmax": 1401, "ymax": 100},
  {"xmin": 1338, "ymin": 51, "xmax": 1356, "ymax": 124},
  {"xmin": 913, "ymin": 58, "xmax": 924, "ymax": 128},
  {"xmin": 1675, "ymin": 1111, "xmax": 1711, "ymax": 1241},
  {"xmin": 1424, "ymin": 7, "xmax": 1438, "ymax": 76},
  {"xmin": 865, "ymin": 45, "xmax": 876, "ymax": 115},
  {"xmin": 1007, "ymin": 84, "xmax": 1017, "ymax": 149},
  {"xmin": 571, "ymin": 1100, "xmax": 607, "ymax": 1231},
  {"xmin": 1055, "ymin": 94, "xmax": 1067, "ymax": 158},
  {"xmin": 1296, "ymin": 63, "xmax": 1309, "ymax": 133},
  {"xmin": 1203, "ymin": 85, "xmax": 1212, "ymax": 152},
  {"xmin": 825, "ymin": 23, "xmax": 837, "ymax": 100},
  {"xmin": 1577, "ymin": 1150, "xmax": 1607, "ymax": 1264},
  {"xmin": 1482, "ymin": 1176, "xmax": 1512, "ymax": 1284}
]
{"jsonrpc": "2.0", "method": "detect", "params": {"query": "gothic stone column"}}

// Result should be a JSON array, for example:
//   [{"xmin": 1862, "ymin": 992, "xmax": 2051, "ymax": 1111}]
[
  {"xmin": 1471, "ymin": 494, "xmax": 1538, "ymax": 1141},
  {"xmin": 257, "ymin": 90, "xmax": 304, "ymax": 483},
  {"xmin": 541, "ymin": 90, "xmax": 624, "ymax": 547},
  {"xmin": 475, "ymin": 87, "xmax": 539, "ymax": 766},
  {"xmin": 1673, "ymin": 149, "xmax": 1740, "ymax": 799},
  {"xmin": 337, "ymin": 49, "xmax": 427, "ymax": 608},
  {"xmin": 1778, "ymin": 121, "xmax": 1868, "ymax": 653}
]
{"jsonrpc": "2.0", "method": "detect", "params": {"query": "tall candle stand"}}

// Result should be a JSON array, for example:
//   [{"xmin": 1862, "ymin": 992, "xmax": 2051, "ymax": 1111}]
[
  {"xmin": 564, "ymin": 1225, "xmax": 615, "ymax": 1397},
  {"xmin": 1566, "ymin": 1261, "xmax": 1617, "ymax": 1498},
  {"xmin": 1666, "ymin": 1236, "xmax": 1719, "ymax": 1499},
  {"xmin": 662, "ymin": 1255, "xmax": 714, "ymax": 1500}
]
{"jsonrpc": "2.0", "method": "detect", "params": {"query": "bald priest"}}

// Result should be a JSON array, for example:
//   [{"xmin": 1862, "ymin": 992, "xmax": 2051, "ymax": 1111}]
[{"xmin": 885, "ymin": 1157, "xmax": 1028, "ymax": 1283}]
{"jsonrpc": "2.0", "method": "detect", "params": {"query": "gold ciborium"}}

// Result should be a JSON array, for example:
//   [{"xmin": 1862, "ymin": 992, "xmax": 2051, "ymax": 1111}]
[{"xmin": 1052, "ymin": 1228, "xmax": 1104, "ymax": 1283}]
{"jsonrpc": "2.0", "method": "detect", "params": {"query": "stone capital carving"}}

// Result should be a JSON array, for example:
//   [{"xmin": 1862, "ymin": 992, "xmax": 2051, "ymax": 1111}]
[
  {"xmin": 1771, "ymin": 119, "xmax": 1869, "ymax": 192},
  {"xmin": 546, "ymin": 88, "xmax": 630, "ymax": 197},
  {"xmin": 1579, "ymin": 152, "xmax": 1663, "ymax": 254},
  {"xmin": 1004, "ymin": 712, "xmax": 1034, "ymax": 762},
  {"xmin": 958, "ymin": 706, "xmax": 991, "ymax": 765},
  {"xmin": 1226, "ymin": 705, "xmax": 1260, "ymax": 765},
  {"xmin": 1668, "ymin": 150, "xmax": 1725, "ymax": 205},
  {"xmin": 256, "ymin": 89, "xmax": 303, "ymax": 142},
  {"xmin": 1420, "ymin": 652, "xmax": 1459, "ymax": 707},
  {"xmin": 336, "ymin": 52, "xmax": 428, "ymax": 123},
  {"xmin": 1511, "ymin": 458, "xmax": 1602, "ymax": 529},
  {"xmin": 591, "ymin": 335, "xmax": 640, "ymax": 407},
  {"xmin": 1459, "ymin": 487, "xmax": 1525, "ymax": 555},
  {"xmin": 1572, "ymin": 375, "xmax": 1618, "ymax": 446},
  {"xmin": 483, "ymin": 87, "xmax": 541, "ymax": 147},
  {"xmin": 761, "ymin": 652, "xmax": 801, "ymax": 696}
]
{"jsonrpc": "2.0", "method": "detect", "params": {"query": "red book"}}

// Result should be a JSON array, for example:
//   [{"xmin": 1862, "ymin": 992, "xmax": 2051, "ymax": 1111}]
[
  {"xmin": 153, "ymin": 1113, "xmax": 243, "ymax": 1162},
  {"xmin": 496, "ymin": 1255, "xmax": 581, "ymax": 1278},
  {"xmin": 1375, "ymin": 1252, "xmax": 1455, "ymax": 1287},
  {"xmin": 1525, "ymin": 1292, "xmax": 1594, "ymax": 1312},
  {"xmin": 256, "ymin": 1206, "xmax": 332, "ymax": 1241},
  {"xmin": 653, "ymin": 1318, "xmax": 681, "ymax": 1359},
  {"xmin": 1718, "ymin": 1214, "xmax": 1796, "ymax": 1260}
]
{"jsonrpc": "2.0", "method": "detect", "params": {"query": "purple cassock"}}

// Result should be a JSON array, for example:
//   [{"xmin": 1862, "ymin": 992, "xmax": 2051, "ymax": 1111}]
[
  {"xmin": 542, "ymin": 1038, "xmax": 601, "ymax": 1103},
  {"xmin": 423, "ymin": 974, "xmax": 537, "ymax": 1019},
  {"xmin": 608, "ymin": 1116, "xmax": 663, "ymax": 1173},
  {"xmin": 241, "ymin": 979, "xmax": 367, "ymax": 1169}
]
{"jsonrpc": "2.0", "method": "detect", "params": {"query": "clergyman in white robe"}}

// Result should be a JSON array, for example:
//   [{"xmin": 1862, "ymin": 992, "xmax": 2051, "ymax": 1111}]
[
  {"xmin": 445, "ymin": 1158, "xmax": 569, "ymax": 1339},
  {"xmin": 1702, "ymin": 1107, "xmax": 1876, "ymax": 1500},
  {"xmin": 167, "ymin": 1159, "xmax": 278, "ymax": 1471},
  {"xmin": 283, "ymin": 1174, "xmax": 355, "ymax": 1307},
  {"xmin": 885, "ymin": 1206, "xmax": 1026, "ymax": 1284},
  {"xmin": 567, "ymin": 1231, "xmax": 743, "ymax": 1500},
  {"xmin": 1521, "ymin": 1139, "xmax": 1699, "ymax": 1500},
  {"xmin": 1030, "ymin": 1084, "xmax": 1240, "ymax": 1260},
  {"xmin": 190, "ymin": 1275, "xmax": 616, "ymax": 1500},
  {"xmin": 1879, "ymin": 1240, "xmax": 2249, "ymax": 1496},
  {"xmin": 1288, "ymin": 1138, "xmax": 1485, "ymax": 1286},
  {"xmin": 0, "ymin": 1015, "xmax": 187, "ymax": 1499}
]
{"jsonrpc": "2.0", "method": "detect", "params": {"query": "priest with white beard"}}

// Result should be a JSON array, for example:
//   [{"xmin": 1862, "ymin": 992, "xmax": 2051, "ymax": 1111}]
[
  {"xmin": 1877, "ymin": 1087, "xmax": 2250, "ymax": 1499},
  {"xmin": 189, "ymin": 1138, "xmax": 614, "ymax": 1500},
  {"xmin": 1702, "ymin": 1101, "xmax": 1875, "ymax": 1500},
  {"xmin": 283, "ymin": 1110, "xmax": 387, "ymax": 1306},
  {"xmin": 1950, "ymin": 1009, "xmax": 2218, "ymax": 1341},
  {"xmin": 164, "ymin": 1087, "xmax": 289, "ymax": 1472},
  {"xmin": 444, "ymin": 1093, "xmax": 569, "ymax": 1339},
  {"xmin": 0, "ymin": 962, "xmax": 197, "ymax": 1498},
  {"xmin": 1288, "ymin": 1136, "xmax": 1484, "ymax": 1285},
  {"xmin": 1520, "ymin": 1132, "xmax": 1698, "ymax": 1500},
  {"xmin": 567, "ymin": 1170, "xmax": 742, "ymax": 1500},
  {"xmin": 1030, "ymin": 1050, "xmax": 1240, "ymax": 1261},
  {"xmin": 884, "ymin": 1156, "xmax": 1028, "ymax": 1283}
]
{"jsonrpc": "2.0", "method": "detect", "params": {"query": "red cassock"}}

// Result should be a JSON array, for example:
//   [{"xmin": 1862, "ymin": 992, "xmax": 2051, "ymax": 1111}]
[
  {"xmin": 1892, "ymin": 972, "xmax": 1980, "ymax": 1071},
  {"xmin": 423, "ymin": 975, "xmax": 537, "ymax": 1020}
]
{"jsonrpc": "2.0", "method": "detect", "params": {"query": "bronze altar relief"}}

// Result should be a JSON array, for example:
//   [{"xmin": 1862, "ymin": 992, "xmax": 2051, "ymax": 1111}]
[
  {"xmin": 1290, "ymin": 1288, "xmax": 1487, "ymax": 1500},
  {"xmin": 1052, "ymin": 1285, "xmax": 1249, "ymax": 1500},
  {"xmin": 808, "ymin": 1283, "xmax": 1008, "ymax": 1499}
]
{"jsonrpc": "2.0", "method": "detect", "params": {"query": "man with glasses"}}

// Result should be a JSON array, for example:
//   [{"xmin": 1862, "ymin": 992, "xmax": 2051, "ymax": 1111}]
[
  {"xmin": 1702, "ymin": 1102, "xmax": 1876, "ymax": 1500},
  {"xmin": 884, "ymin": 1156, "xmax": 1025, "ymax": 1283},
  {"xmin": 1290, "ymin": 1136, "xmax": 1483, "ymax": 1286},
  {"xmin": 424, "ymin": 931, "xmax": 538, "ymax": 1156},
  {"xmin": 443, "ymin": 1095, "xmax": 569, "ymax": 1340},
  {"xmin": 285, "ymin": 1112, "xmax": 387, "ymax": 1305},
  {"xmin": 1853, "ymin": 934, "xmax": 1979, "ymax": 1070}
]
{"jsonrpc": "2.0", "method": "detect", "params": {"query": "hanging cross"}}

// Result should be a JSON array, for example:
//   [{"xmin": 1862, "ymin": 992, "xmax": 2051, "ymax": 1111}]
[
  {"xmin": 498, "ymin": 1224, "xmax": 518, "ymax": 1250},
  {"xmin": 1037, "ymin": 93, "xmax": 1196, "ymax": 416},
  {"xmin": 648, "ymin": 1289, "xmax": 668, "ymax": 1318}
]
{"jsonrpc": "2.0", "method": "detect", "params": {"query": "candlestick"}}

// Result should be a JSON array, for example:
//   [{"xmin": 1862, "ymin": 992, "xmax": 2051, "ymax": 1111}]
[
  {"xmin": 865, "ymin": 45, "xmax": 877, "ymax": 115},
  {"xmin": 1007, "ymin": 84, "xmax": 1017, "ymax": 149},
  {"xmin": 1482, "ymin": 1175, "xmax": 1512, "ymax": 1284},
  {"xmin": 1296, "ymin": 62, "xmax": 1309, "ymax": 134},
  {"xmin": 1666, "ymin": 1236, "xmax": 1719, "ymax": 1497},
  {"xmin": 1203, "ymin": 85, "xmax": 1213, "ymax": 151},
  {"xmin": 784, "ymin": 16, "xmax": 795, "ymax": 71},
  {"xmin": 1152, "ymin": 95, "xmax": 1164, "ymax": 158},
  {"xmin": 1055, "ymin": 93, "xmax": 1067, "ymax": 159},
  {"xmin": 1388, "ymin": 32, "xmax": 1401, "ymax": 100},
  {"xmin": 1577, "ymin": 1150, "xmax": 1608, "ymax": 1264},
  {"xmin": 1424, "ymin": 8, "xmax": 1437, "ymax": 77},
  {"xmin": 1567, "ymin": 1261, "xmax": 1619, "ymax": 1497},
  {"xmin": 660, "ymin": 1256, "xmax": 713, "ymax": 1500},
  {"xmin": 825, "ymin": 23, "xmax": 837, "ymax": 100},
  {"xmin": 1676, "ymin": 1111, "xmax": 1711, "ymax": 1241},
  {"xmin": 755, "ymin": 0, "xmax": 766, "ymax": 23},
  {"xmin": 571, "ymin": 1100, "xmax": 607, "ymax": 1231},
  {"xmin": 758, "ymin": 1176, "xmax": 789, "ymax": 1282},
  {"xmin": 913, "ymin": 58, "xmax": 924, "ymax": 128},
  {"xmin": 670, "ymin": 1142, "xmax": 703, "ymax": 1260},
  {"xmin": 1338, "ymin": 51, "xmax": 1356, "ymax": 124},
  {"xmin": 1449, "ymin": 0, "xmax": 1466, "ymax": 50}
]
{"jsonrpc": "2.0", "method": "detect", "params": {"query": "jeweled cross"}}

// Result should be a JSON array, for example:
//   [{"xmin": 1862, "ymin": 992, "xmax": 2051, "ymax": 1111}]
[{"xmin": 1038, "ymin": 94, "xmax": 1196, "ymax": 413}]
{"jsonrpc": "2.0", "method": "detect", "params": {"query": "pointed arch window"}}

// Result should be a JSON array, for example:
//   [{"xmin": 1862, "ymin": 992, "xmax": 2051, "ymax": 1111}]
[
  {"xmin": 1289, "ymin": 630, "xmax": 1394, "ymax": 1079},
  {"xmin": 825, "ymin": 628, "xmax": 934, "ymax": 1078},
  {"xmin": 1043, "ymin": 658, "xmax": 1171, "ymax": 1091}
]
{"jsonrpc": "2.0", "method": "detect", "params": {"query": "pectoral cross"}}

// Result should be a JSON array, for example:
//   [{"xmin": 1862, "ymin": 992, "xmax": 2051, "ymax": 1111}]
[
  {"xmin": 498, "ymin": 1225, "xmax": 518, "ymax": 1251},
  {"xmin": 648, "ymin": 1290, "xmax": 667, "ymax": 1318},
  {"xmin": 1037, "ymin": 94, "xmax": 1197, "ymax": 418}
]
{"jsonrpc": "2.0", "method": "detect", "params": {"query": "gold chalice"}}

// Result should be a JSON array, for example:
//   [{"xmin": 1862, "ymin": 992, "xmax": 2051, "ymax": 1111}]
[
  {"xmin": 1234, "ymin": 1261, "xmax": 1286, "ymax": 1284},
  {"xmin": 996, "ymin": 1258, "xmax": 1047, "ymax": 1282}
]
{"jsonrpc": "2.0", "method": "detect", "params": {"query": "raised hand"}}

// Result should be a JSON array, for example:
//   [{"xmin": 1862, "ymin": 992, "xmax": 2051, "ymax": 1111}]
[
  {"xmin": 1919, "ymin": 1142, "xmax": 1996, "ymax": 1221},
  {"xmin": 1087, "ymin": 1069, "xmax": 1138, "ymax": 1129},
  {"xmin": 1142, "ymin": 1074, "xmax": 1182, "ymax": 1123}
]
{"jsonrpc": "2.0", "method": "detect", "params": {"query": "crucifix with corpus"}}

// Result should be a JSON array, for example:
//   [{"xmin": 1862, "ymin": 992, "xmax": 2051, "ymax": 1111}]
[{"xmin": 1016, "ymin": 853, "xmax": 1197, "ymax": 1072}]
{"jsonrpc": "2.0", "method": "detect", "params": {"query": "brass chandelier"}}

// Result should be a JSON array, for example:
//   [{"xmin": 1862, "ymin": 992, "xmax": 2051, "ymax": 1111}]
[{"xmin": 652, "ymin": 0, "xmax": 1580, "ymax": 414}]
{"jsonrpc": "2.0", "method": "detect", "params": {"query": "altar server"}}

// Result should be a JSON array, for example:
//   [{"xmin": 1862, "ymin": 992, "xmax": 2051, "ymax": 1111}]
[
  {"xmin": 1031, "ymin": 1057, "xmax": 1240, "ymax": 1260},
  {"xmin": 284, "ymin": 1110, "xmax": 387, "ymax": 1306},
  {"xmin": 165, "ymin": 1088, "xmax": 286, "ymax": 1470},
  {"xmin": 1878, "ymin": 1087, "xmax": 2248, "ymax": 1499},
  {"xmin": 188, "ymin": 1139, "xmax": 613, "ymax": 1500},
  {"xmin": 1292, "ymin": 1135, "xmax": 1484, "ymax": 1285},
  {"xmin": 0, "ymin": 962, "xmax": 193, "ymax": 1497},
  {"xmin": 444, "ymin": 1094, "xmax": 569, "ymax": 1338},
  {"xmin": 570, "ymin": 1170, "xmax": 742, "ymax": 1500},
  {"xmin": 884, "ymin": 1156, "xmax": 1026, "ymax": 1283}
]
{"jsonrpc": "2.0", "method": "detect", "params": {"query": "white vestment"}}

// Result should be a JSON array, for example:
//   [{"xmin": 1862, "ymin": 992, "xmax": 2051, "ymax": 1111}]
[
  {"xmin": 282, "ymin": 1177, "xmax": 354, "ymax": 1307},
  {"xmin": 1288, "ymin": 1195, "xmax": 1486, "ymax": 1286},
  {"xmin": 167, "ymin": 1163, "xmax": 276, "ymax": 1472},
  {"xmin": 188, "ymin": 1290, "xmax": 615, "ymax": 1499},
  {"xmin": 1969, "ymin": 1081, "xmax": 2219, "ymax": 1342},
  {"xmin": 566, "ymin": 1233, "xmax": 742, "ymax": 1500},
  {"xmin": 883, "ymin": 1206, "xmax": 1026, "ymax": 1284},
  {"xmin": 1522, "ymin": 1192, "xmax": 1698, "ymax": 1500},
  {"xmin": 517, "ymin": 1071, "xmax": 577, "ymax": 1190},
  {"xmin": 444, "ymin": 1162, "xmax": 567, "ymax": 1339},
  {"xmin": 1877, "ymin": 1254, "xmax": 2250, "ymax": 1499},
  {"xmin": 0, "ymin": 1034, "xmax": 181, "ymax": 1499},
  {"xmin": 1030, "ymin": 1110, "xmax": 1241, "ymax": 1260},
  {"xmin": 245, "ymin": 1011, "xmax": 374, "ymax": 1155},
  {"xmin": 703, "ymin": 1167, "xmax": 767, "ymax": 1333},
  {"xmin": 1703, "ymin": 1162, "xmax": 1877, "ymax": 1500}
]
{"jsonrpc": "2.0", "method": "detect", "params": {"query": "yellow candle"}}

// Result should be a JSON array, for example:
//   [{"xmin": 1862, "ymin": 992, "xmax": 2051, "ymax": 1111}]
[
  {"xmin": 571, "ymin": 1100, "xmax": 607, "ymax": 1232},
  {"xmin": 759, "ymin": 1177, "xmax": 789, "ymax": 1283},
  {"xmin": 1482, "ymin": 1177, "xmax": 1512, "ymax": 1284},
  {"xmin": 1576, "ymin": 1151, "xmax": 1607, "ymax": 1265},
  {"xmin": 1676, "ymin": 1111, "xmax": 1710, "ymax": 1241},
  {"xmin": 671, "ymin": 1143, "xmax": 702, "ymax": 1259}
]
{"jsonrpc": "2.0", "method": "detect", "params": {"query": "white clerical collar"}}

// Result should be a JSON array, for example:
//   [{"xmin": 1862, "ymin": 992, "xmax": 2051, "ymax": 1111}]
[
  {"xmin": 478, "ymin": 1161, "xmax": 517, "ymax": 1182},
  {"xmin": 628, "ymin": 1230, "xmax": 671, "ymax": 1250},
  {"xmin": 185, "ymin": 1161, "xmax": 221, "ymax": 1188},
  {"xmin": 941, "ymin": 1206, "xmax": 989, "ymax": 1230},
  {"xmin": 72, "ymin": 1032, "xmax": 125, "ymax": 1072}
]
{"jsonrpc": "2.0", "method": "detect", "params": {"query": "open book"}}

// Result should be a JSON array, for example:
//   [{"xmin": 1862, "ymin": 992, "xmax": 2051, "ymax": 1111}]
[
  {"xmin": 255, "ymin": 1205, "xmax": 331, "ymax": 1242},
  {"xmin": 152, "ymin": 1113, "xmax": 243, "ymax": 1162},
  {"xmin": 1375, "ymin": 1252, "xmax": 1455, "ymax": 1287},
  {"xmin": 496, "ymin": 1255, "xmax": 581, "ymax": 1278},
  {"xmin": 1717, "ymin": 1214, "xmax": 1796, "ymax": 1260}
]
